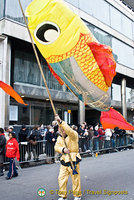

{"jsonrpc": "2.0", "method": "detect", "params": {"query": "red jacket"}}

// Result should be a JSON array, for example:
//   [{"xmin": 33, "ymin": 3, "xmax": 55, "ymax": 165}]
[
  {"xmin": 98, "ymin": 128, "xmax": 105, "ymax": 141},
  {"xmin": 6, "ymin": 138, "xmax": 20, "ymax": 161}
]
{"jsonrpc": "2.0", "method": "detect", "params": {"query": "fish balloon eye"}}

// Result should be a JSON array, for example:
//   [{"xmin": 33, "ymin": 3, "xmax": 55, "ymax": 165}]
[{"xmin": 34, "ymin": 21, "xmax": 60, "ymax": 45}]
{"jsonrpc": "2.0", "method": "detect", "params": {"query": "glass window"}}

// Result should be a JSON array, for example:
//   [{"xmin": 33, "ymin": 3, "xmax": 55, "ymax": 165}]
[
  {"xmin": 31, "ymin": 105, "xmax": 54, "ymax": 125},
  {"xmin": 18, "ymin": 105, "xmax": 30, "ymax": 125},
  {"xmin": 133, "ymin": 22, "xmax": 134, "ymax": 40},
  {"xmin": 79, "ymin": 0, "xmax": 110, "ymax": 25},
  {"xmin": 110, "ymin": 6, "xmax": 122, "ymax": 33},
  {"xmin": 9, "ymin": 103, "xmax": 30, "ymax": 125},
  {"xmin": 110, "ymin": 6, "xmax": 133, "ymax": 40},
  {"xmin": 122, "ymin": 15, "xmax": 133, "ymax": 40},
  {"xmin": 5, "ymin": 0, "xmax": 32, "ymax": 24},
  {"xmin": 41, "ymin": 59, "xmax": 63, "ymax": 91},
  {"xmin": 14, "ymin": 50, "xmax": 41, "ymax": 85},
  {"xmin": 112, "ymin": 38, "xmax": 134, "ymax": 69},
  {"xmin": 0, "ymin": 0, "xmax": 4, "ymax": 18},
  {"xmin": 86, "ymin": 22, "xmax": 112, "ymax": 46},
  {"xmin": 126, "ymin": 87, "xmax": 132, "ymax": 103},
  {"xmin": 128, "ymin": 89, "xmax": 134, "ymax": 103},
  {"xmin": 65, "ymin": 0, "xmax": 79, "ymax": 8},
  {"xmin": 111, "ymin": 83, "xmax": 121, "ymax": 101},
  {"xmin": 14, "ymin": 50, "xmax": 65, "ymax": 91}
]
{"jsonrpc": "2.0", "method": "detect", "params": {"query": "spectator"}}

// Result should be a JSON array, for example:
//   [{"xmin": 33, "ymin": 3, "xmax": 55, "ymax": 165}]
[
  {"xmin": 52, "ymin": 121, "xmax": 58, "ymax": 134},
  {"xmin": 18, "ymin": 125, "xmax": 28, "ymax": 161},
  {"xmin": 45, "ymin": 127, "xmax": 57, "ymax": 164},
  {"xmin": 19, "ymin": 125, "xmax": 28, "ymax": 142},
  {"xmin": 94, "ymin": 123, "xmax": 99, "ymax": 134},
  {"xmin": 114, "ymin": 127, "xmax": 120, "ymax": 147},
  {"xmin": 8, "ymin": 126, "xmax": 15, "ymax": 134},
  {"xmin": 83, "ymin": 129, "xmax": 89, "ymax": 152},
  {"xmin": 104, "ymin": 129, "xmax": 112, "ymax": 150},
  {"xmin": 111, "ymin": 129, "xmax": 116, "ymax": 148},
  {"xmin": 53, "ymin": 121, "xmax": 60, "ymax": 162},
  {"xmin": 0, "ymin": 128, "xmax": 6, "ymax": 176},
  {"xmin": 78, "ymin": 123, "xmax": 85, "ymax": 152},
  {"xmin": 6, "ymin": 132, "xmax": 20, "ymax": 180},
  {"xmin": 88, "ymin": 125, "xmax": 94, "ymax": 152},
  {"xmin": 119, "ymin": 129, "xmax": 126, "ymax": 149},
  {"xmin": 4, "ymin": 127, "xmax": 9, "ymax": 141},
  {"xmin": 28, "ymin": 126, "xmax": 43, "ymax": 161},
  {"xmin": 93, "ymin": 124, "xmax": 100, "ymax": 152},
  {"xmin": 98, "ymin": 126, "xmax": 105, "ymax": 150},
  {"xmin": 71, "ymin": 125, "xmax": 78, "ymax": 132}
]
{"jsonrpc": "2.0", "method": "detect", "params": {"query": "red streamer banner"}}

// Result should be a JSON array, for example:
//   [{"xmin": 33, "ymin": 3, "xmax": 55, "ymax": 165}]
[
  {"xmin": 100, "ymin": 108, "xmax": 134, "ymax": 130},
  {"xmin": 0, "ymin": 81, "xmax": 27, "ymax": 105}
]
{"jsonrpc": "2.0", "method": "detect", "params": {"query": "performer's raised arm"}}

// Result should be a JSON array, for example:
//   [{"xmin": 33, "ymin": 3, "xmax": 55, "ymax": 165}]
[{"xmin": 55, "ymin": 114, "xmax": 78, "ymax": 141}]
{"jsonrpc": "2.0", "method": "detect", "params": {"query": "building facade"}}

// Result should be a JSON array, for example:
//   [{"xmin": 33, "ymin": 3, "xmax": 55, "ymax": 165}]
[{"xmin": 0, "ymin": 0, "xmax": 134, "ymax": 127}]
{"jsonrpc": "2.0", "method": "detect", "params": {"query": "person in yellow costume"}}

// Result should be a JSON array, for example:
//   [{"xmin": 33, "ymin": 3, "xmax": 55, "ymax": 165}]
[{"xmin": 55, "ymin": 114, "xmax": 82, "ymax": 200}]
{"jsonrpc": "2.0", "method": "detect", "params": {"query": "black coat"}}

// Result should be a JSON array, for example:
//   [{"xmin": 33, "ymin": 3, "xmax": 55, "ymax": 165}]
[
  {"xmin": 78, "ymin": 127, "xmax": 85, "ymax": 137},
  {"xmin": 45, "ymin": 132, "xmax": 57, "ymax": 156},
  {"xmin": 29, "ymin": 130, "xmax": 43, "ymax": 141},
  {"xmin": 0, "ymin": 135, "xmax": 6, "ymax": 155},
  {"xmin": 19, "ymin": 129, "xmax": 28, "ymax": 142}
]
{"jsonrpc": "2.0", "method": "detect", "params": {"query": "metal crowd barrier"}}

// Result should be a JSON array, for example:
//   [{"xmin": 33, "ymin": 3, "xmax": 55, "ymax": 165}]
[
  {"xmin": 4, "ymin": 140, "xmax": 60, "ymax": 164},
  {"xmin": 3, "ymin": 134, "xmax": 134, "ymax": 165},
  {"xmin": 79, "ymin": 134, "xmax": 134, "ymax": 154}
]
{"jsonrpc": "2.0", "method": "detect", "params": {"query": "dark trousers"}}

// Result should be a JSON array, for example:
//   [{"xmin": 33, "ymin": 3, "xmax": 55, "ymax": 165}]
[
  {"xmin": 19, "ymin": 144, "xmax": 27, "ymax": 161},
  {"xmin": 7, "ymin": 158, "xmax": 18, "ymax": 178}
]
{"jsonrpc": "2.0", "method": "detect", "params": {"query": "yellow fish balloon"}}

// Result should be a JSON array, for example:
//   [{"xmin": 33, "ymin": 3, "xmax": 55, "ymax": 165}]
[{"xmin": 26, "ymin": 0, "xmax": 116, "ymax": 111}]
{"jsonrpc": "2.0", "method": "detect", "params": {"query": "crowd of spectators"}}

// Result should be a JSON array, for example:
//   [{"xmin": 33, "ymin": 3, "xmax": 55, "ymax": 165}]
[
  {"xmin": 77, "ymin": 123, "xmax": 134, "ymax": 153},
  {"xmin": 0, "ymin": 121, "xmax": 134, "ymax": 166}
]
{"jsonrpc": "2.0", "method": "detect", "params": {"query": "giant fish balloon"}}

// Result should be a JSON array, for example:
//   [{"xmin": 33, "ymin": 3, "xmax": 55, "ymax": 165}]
[{"xmin": 26, "ymin": 0, "xmax": 116, "ymax": 112}]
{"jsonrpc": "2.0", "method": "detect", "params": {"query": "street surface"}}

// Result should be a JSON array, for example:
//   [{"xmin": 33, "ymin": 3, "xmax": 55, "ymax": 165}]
[{"xmin": 1, "ymin": 149, "xmax": 134, "ymax": 200}]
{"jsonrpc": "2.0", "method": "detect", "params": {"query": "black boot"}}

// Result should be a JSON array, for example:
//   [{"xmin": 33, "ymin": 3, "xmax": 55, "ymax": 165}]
[{"xmin": 0, "ymin": 167, "xmax": 4, "ymax": 176}]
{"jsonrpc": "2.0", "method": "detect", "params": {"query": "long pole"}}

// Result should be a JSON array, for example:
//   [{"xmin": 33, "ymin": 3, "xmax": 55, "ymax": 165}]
[
  {"xmin": 18, "ymin": 0, "xmax": 77, "ymax": 174},
  {"xmin": 18, "ymin": 0, "xmax": 56, "ymax": 116}
]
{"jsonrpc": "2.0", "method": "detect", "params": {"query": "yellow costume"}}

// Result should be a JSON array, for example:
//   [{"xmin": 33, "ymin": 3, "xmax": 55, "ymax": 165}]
[{"xmin": 55, "ymin": 121, "xmax": 82, "ymax": 198}]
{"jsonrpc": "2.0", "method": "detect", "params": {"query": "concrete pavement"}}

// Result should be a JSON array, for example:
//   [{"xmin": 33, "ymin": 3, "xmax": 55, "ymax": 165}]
[{"xmin": 0, "ymin": 149, "xmax": 134, "ymax": 200}]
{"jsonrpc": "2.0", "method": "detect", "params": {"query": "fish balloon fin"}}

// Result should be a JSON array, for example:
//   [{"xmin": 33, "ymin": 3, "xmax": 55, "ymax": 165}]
[
  {"xmin": 88, "ymin": 42, "xmax": 116, "ymax": 87},
  {"xmin": 47, "ymin": 63, "xmax": 64, "ymax": 85}
]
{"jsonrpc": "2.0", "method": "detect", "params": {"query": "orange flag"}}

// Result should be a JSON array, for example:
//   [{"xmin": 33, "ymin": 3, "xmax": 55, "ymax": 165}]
[
  {"xmin": 100, "ymin": 108, "xmax": 134, "ymax": 130},
  {"xmin": 0, "ymin": 81, "xmax": 27, "ymax": 105}
]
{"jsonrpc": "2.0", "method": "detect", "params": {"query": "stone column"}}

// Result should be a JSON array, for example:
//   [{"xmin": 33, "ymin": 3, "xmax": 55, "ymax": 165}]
[
  {"xmin": 121, "ymin": 78, "xmax": 127, "ymax": 120},
  {"xmin": 78, "ymin": 100, "xmax": 85, "ymax": 124},
  {"xmin": 0, "ymin": 36, "xmax": 11, "ymax": 128}
]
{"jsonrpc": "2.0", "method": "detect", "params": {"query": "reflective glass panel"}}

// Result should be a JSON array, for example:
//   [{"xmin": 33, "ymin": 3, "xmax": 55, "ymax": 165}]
[
  {"xmin": 110, "ymin": 6, "xmax": 122, "ymax": 33},
  {"xmin": 14, "ymin": 50, "xmax": 41, "ymax": 85},
  {"xmin": 110, "ymin": 6, "xmax": 133, "ymax": 40},
  {"xmin": 112, "ymin": 83, "xmax": 121, "ymax": 101},
  {"xmin": 14, "ymin": 50, "xmax": 64, "ymax": 91},
  {"xmin": 126, "ymin": 87, "xmax": 132, "ymax": 103},
  {"xmin": 122, "ymin": 15, "xmax": 133, "ymax": 39},
  {"xmin": 5, "ymin": 0, "xmax": 32, "ymax": 23},
  {"xmin": 65, "ymin": 0, "xmax": 79, "ymax": 7},
  {"xmin": 0, "ymin": 0, "xmax": 4, "ymax": 18},
  {"xmin": 79, "ymin": 0, "xmax": 110, "ymax": 25},
  {"xmin": 31, "ymin": 105, "xmax": 54, "ymax": 125},
  {"xmin": 86, "ymin": 22, "xmax": 112, "ymax": 46},
  {"xmin": 41, "ymin": 60, "xmax": 63, "ymax": 91},
  {"xmin": 112, "ymin": 38, "xmax": 134, "ymax": 69}
]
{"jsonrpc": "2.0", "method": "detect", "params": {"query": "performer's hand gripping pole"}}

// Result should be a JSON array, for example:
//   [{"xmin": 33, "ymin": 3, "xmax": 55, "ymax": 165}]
[{"xmin": 18, "ymin": 0, "xmax": 78, "ymax": 175}]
